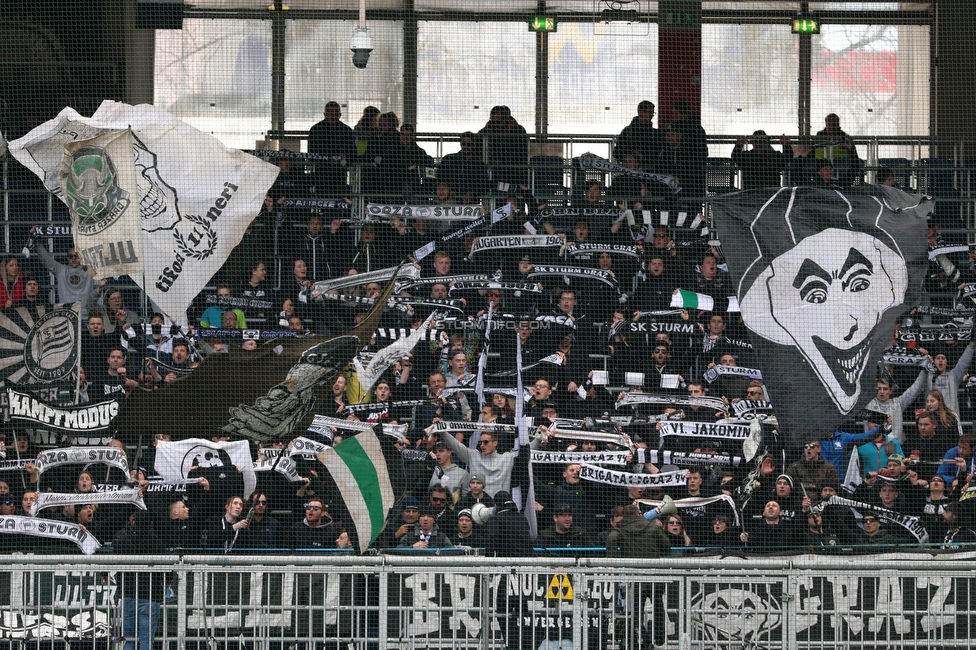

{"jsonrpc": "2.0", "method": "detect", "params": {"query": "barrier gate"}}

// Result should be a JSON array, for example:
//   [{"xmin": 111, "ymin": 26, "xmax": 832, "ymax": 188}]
[{"xmin": 2, "ymin": 552, "xmax": 976, "ymax": 650}]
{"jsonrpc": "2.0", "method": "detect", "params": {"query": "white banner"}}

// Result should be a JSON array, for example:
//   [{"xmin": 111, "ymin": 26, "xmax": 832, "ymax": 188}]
[
  {"xmin": 0, "ymin": 459, "xmax": 32, "ymax": 472},
  {"xmin": 579, "ymin": 464, "xmax": 687, "ymax": 487},
  {"xmin": 425, "ymin": 420, "xmax": 521, "ymax": 436},
  {"xmin": 549, "ymin": 428, "xmax": 627, "ymax": 446},
  {"xmin": 615, "ymin": 392, "xmax": 728, "ymax": 412},
  {"xmin": 530, "ymin": 450, "xmax": 631, "ymax": 465},
  {"xmin": 288, "ymin": 436, "xmax": 329, "ymax": 456},
  {"xmin": 469, "ymin": 235, "xmax": 564, "ymax": 257},
  {"xmin": 253, "ymin": 456, "xmax": 303, "ymax": 483},
  {"xmin": 9, "ymin": 101, "xmax": 279, "ymax": 321},
  {"xmin": 658, "ymin": 421, "xmax": 753, "ymax": 440},
  {"xmin": 637, "ymin": 494, "xmax": 741, "ymax": 527},
  {"xmin": 33, "ymin": 446, "xmax": 131, "ymax": 481},
  {"xmin": 31, "ymin": 489, "xmax": 146, "ymax": 516},
  {"xmin": 154, "ymin": 439, "xmax": 256, "ymax": 499},
  {"xmin": 0, "ymin": 515, "xmax": 101, "ymax": 554},
  {"xmin": 702, "ymin": 364, "xmax": 764, "ymax": 384},
  {"xmin": 59, "ymin": 129, "xmax": 144, "ymax": 277}
]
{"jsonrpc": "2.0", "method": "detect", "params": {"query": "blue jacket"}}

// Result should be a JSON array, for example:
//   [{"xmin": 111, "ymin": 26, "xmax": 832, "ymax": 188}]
[{"xmin": 820, "ymin": 426, "xmax": 881, "ymax": 477}]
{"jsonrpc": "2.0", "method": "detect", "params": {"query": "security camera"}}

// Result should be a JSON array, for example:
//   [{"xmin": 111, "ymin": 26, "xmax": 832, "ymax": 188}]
[{"xmin": 350, "ymin": 27, "xmax": 373, "ymax": 69}]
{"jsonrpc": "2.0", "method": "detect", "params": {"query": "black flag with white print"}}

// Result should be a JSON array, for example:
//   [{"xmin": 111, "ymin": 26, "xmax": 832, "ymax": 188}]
[{"xmin": 711, "ymin": 186, "xmax": 931, "ymax": 448}]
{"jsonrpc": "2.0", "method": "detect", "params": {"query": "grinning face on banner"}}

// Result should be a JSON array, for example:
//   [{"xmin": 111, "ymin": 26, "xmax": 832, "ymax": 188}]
[
  {"xmin": 741, "ymin": 229, "xmax": 907, "ymax": 413},
  {"xmin": 131, "ymin": 133, "xmax": 182, "ymax": 232}
]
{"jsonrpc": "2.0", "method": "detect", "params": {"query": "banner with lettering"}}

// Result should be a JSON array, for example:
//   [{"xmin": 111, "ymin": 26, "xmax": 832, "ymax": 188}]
[
  {"xmin": 469, "ymin": 234, "xmax": 565, "ymax": 258},
  {"xmin": 579, "ymin": 465, "xmax": 687, "ymax": 487},
  {"xmin": 658, "ymin": 421, "xmax": 753, "ymax": 440},
  {"xmin": 0, "ymin": 515, "xmax": 102, "ymax": 554},
  {"xmin": 7, "ymin": 391, "xmax": 119, "ymax": 432},
  {"xmin": 366, "ymin": 203, "xmax": 484, "ymax": 221},
  {"xmin": 9, "ymin": 101, "xmax": 279, "ymax": 321},
  {"xmin": 33, "ymin": 446, "xmax": 131, "ymax": 479},
  {"xmin": 31, "ymin": 489, "xmax": 146, "ymax": 516}
]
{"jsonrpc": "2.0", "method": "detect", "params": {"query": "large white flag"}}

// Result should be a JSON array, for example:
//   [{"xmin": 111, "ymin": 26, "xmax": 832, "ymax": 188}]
[
  {"xmin": 9, "ymin": 101, "xmax": 279, "ymax": 320},
  {"xmin": 154, "ymin": 438, "xmax": 257, "ymax": 500}
]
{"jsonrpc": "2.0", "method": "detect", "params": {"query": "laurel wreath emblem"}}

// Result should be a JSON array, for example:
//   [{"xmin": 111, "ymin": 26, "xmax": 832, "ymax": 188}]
[{"xmin": 174, "ymin": 214, "xmax": 218, "ymax": 261}]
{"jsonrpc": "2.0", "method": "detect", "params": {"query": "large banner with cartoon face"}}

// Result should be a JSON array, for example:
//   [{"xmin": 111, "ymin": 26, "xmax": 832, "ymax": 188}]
[{"xmin": 712, "ymin": 186, "xmax": 931, "ymax": 447}]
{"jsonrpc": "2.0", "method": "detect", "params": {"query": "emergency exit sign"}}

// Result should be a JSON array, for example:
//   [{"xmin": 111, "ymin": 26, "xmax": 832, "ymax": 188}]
[
  {"xmin": 529, "ymin": 16, "xmax": 557, "ymax": 32},
  {"xmin": 792, "ymin": 17, "xmax": 821, "ymax": 34}
]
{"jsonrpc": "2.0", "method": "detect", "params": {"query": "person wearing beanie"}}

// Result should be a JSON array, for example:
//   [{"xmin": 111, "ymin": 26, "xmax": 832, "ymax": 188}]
[
  {"xmin": 376, "ymin": 496, "xmax": 421, "ymax": 548},
  {"xmin": 399, "ymin": 505, "xmax": 454, "ymax": 548},
  {"xmin": 454, "ymin": 508, "xmax": 484, "ymax": 548},
  {"xmin": 744, "ymin": 473, "xmax": 803, "ymax": 528},
  {"xmin": 941, "ymin": 502, "xmax": 976, "ymax": 548},
  {"xmin": 457, "ymin": 475, "xmax": 495, "ymax": 511}
]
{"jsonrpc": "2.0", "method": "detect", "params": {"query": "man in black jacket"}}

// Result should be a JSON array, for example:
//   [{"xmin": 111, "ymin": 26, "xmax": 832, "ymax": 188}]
[
  {"xmin": 307, "ymin": 101, "xmax": 356, "ymax": 195},
  {"xmin": 289, "ymin": 497, "xmax": 339, "ymax": 548},
  {"xmin": 483, "ymin": 492, "xmax": 534, "ymax": 650},
  {"xmin": 616, "ymin": 101, "xmax": 662, "ymax": 167}
]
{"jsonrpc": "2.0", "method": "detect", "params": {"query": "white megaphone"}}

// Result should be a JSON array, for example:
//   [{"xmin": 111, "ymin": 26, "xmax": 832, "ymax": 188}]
[{"xmin": 471, "ymin": 502, "xmax": 495, "ymax": 525}]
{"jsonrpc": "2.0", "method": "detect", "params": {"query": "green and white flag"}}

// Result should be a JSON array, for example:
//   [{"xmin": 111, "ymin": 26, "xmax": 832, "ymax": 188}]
[
  {"xmin": 316, "ymin": 429, "xmax": 401, "ymax": 553},
  {"xmin": 670, "ymin": 289, "xmax": 714, "ymax": 311}
]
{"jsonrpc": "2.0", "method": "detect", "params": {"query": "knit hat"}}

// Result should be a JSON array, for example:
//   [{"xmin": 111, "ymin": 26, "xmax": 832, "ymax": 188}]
[
  {"xmin": 494, "ymin": 491, "xmax": 515, "ymax": 506},
  {"xmin": 402, "ymin": 496, "xmax": 420, "ymax": 510},
  {"xmin": 776, "ymin": 474, "xmax": 794, "ymax": 489}
]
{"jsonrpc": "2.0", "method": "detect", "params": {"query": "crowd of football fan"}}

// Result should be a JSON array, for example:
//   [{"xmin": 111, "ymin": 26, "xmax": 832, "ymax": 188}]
[{"xmin": 1, "ymin": 100, "xmax": 974, "ymax": 556}]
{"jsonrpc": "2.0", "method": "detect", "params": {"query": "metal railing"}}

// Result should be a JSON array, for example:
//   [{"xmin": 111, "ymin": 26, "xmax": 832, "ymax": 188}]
[{"xmin": 4, "ymin": 551, "xmax": 976, "ymax": 650}]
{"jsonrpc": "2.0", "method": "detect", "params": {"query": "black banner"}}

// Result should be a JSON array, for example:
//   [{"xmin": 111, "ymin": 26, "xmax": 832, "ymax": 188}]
[
  {"xmin": 527, "ymin": 265, "xmax": 619, "ymax": 290},
  {"xmin": 204, "ymin": 294, "xmax": 276, "ymax": 310},
  {"xmin": 711, "ymin": 186, "xmax": 930, "ymax": 448},
  {"xmin": 7, "ymin": 390, "xmax": 119, "ymax": 432}
]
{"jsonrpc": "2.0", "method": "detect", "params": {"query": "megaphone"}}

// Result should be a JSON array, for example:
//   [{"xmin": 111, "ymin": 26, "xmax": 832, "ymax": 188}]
[
  {"xmin": 657, "ymin": 494, "xmax": 678, "ymax": 518},
  {"xmin": 471, "ymin": 502, "xmax": 495, "ymax": 525}
]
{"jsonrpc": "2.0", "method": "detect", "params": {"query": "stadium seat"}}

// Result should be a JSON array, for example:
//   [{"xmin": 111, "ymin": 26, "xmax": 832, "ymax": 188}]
[{"xmin": 919, "ymin": 157, "xmax": 955, "ymax": 193}]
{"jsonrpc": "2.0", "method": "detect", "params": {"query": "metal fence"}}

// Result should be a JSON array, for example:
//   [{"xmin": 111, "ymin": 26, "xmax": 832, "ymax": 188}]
[{"xmin": 3, "ymin": 551, "xmax": 976, "ymax": 650}]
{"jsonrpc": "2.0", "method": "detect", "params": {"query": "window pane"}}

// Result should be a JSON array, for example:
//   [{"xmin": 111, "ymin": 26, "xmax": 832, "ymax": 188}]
[
  {"xmin": 702, "ymin": 24, "xmax": 798, "ymax": 153},
  {"xmin": 154, "ymin": 19, "xmax": 272, "ymax": 148},
  {"xmin": 284, "ymin": 20, "xmax": 404, "ymax": 138},
  {"xmin": 416, "ymin": 0, "xmax": 535, "ymax": 10},
  {"xmin": 704, "ymin": 2, "xmax": 799, "ymax": 9},
  {"xmin": 810, "ymin": 24, "xmax": 929, "ymax": 147},
  {"xmin": 417, "ymin": 22, "xmax": 535, "ymax": 134},
  {"xmin": 548, "ymin": 23, "xmax": 659, "ymax": 138}
]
